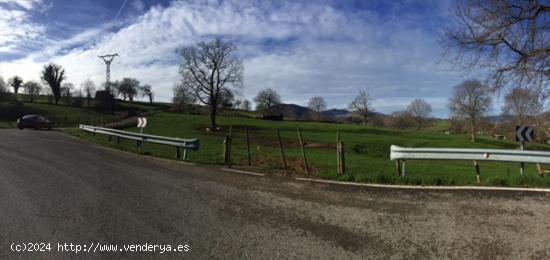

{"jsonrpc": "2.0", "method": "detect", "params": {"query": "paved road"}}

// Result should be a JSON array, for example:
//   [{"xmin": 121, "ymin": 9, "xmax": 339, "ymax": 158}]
[{"xmin": 1, "ymin": 129, "xmax": 550, "ymax": 259}]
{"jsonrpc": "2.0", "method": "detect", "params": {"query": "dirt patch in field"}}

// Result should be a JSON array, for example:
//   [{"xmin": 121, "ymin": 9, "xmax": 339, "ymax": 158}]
[
  {"xmin": 234, "ymin": 154, "xmax": 318, "ymax": 177},
  {"xmin": 198, "ymin": 125, "xmax": 336, "ymax": 150}
]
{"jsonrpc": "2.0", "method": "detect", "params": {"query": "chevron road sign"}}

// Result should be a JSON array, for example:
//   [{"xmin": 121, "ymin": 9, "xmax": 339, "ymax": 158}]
[
  {"xmin": 515, "ymin": 126, "xmax": 534, "ymax": 142},
  {"xmin": 137, "ymin": 117, "xmax": 147, "ymax": 133}
]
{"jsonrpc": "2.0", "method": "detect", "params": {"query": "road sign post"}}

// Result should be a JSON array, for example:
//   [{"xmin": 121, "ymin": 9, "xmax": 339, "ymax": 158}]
[{"xmin": 516, "ymin": 126, "xmax": 534, "ymax": 176}]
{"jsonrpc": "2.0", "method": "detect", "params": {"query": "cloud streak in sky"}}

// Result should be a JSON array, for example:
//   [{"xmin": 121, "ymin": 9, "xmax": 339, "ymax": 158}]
[{"xmin": 0, "ymin": 0, "xmax": 471, "ymax": 117}]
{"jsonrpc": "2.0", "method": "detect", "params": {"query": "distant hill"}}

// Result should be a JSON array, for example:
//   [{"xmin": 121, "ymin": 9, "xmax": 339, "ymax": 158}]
[
  {"xmin": 323, "ymin": 108, "xmax": 350, "ymax": 117},
  {"xmin": 274, "ymin": 103, "xmax": 311, "ymax": 119},
  {"xmin": 272, "ymin": 103, "xmax": 387, "ymax": 121}
]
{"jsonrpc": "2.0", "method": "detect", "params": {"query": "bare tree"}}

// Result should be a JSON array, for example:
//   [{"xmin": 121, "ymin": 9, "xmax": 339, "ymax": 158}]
[
  {"xmin": 172, "ymin": 82, "xmax": 196, "ymax": 112},
  {"xmin": 81, "ymin": 79, "xmax": 96, "ymax": 107},
  {"xmin": 117, "ymin": 78, "xmax": 139, "ymax": 102},
  {"xmin": 441, "ymin": 0, "xmax": 550, "ymax": 94},
  {"xmin": 8, "ymin": 76, "xmax": 23, "ymax": 94},
  {"xmin": 242, "ymin": 99, "xmax": 251, "ymax": 111},
  {"xmin": 234, "ymin": 100, "xmax": 242, "ymax": 109},
  {"xmin": 217, "ymin": 88, "xmax": 235, "ymax": 108},
  {"xmin": 308, "ymin": 96, "xmax": 326, "ymax": 121},
  {"xmin": 61, "ymin": 82, "xmax": 74, "ymax": 105},
  {"xmin": 348, "ymin": 90, "xmax": 373, "ymax": 125},
  {"xmin": 448, "ymin": 79, "xmax": 492, "ymax": 142},
  {"xmin": 140, "ymin": 84, "xmax": 154, "ymax": 104},
  {"xmin": 407, "ymin": 98, "xmax": 433, "ymax": 129},
  {"xmin": 502, "ymin": 87, "xmax": 542, "ymax": 125},
  {"xmin": 390, "ymin": 111, "xmax": 416, "ymax": 129},
  {"xmin": 22, "ymin": 81, "xmax": 41, "ymax": 102},
  {"xmin": 178, "ymin": 39, "xmax": 243, "ymax": 129},
  {"xmin": 254, "ymin": 88, "xmax": 282, "ymax": 115},
  {"xmin": 41, "ymin": 63, "xmax": 65, "ymax": 105},
  {"xmin": 0, "ymin": 75, "xmax": 6, "ymax": 93}
]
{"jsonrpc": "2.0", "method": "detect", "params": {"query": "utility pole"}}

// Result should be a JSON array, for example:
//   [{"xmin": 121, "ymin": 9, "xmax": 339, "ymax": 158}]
[{"xmin": 98, "ymin": 54, "xmax": 118, "ymax": 94}]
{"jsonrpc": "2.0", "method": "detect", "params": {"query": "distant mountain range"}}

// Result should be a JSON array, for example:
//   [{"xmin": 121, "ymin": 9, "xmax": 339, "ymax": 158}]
[{"xmin": 273, "ymin": 103, "xmax": 386, "ymax": 120}]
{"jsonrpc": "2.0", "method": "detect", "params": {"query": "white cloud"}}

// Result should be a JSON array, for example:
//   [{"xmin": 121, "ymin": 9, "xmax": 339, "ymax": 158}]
[
  {"xmin": 0, "ymin": 0, "xmax": 42, "ymax": 10},
  {"xmin": 0, "ymin": 0, "xmax": 46, "ymax": 54},
  {"xmin": 0, "ymin": 0, "xmax": 467, "ymax": 117}
]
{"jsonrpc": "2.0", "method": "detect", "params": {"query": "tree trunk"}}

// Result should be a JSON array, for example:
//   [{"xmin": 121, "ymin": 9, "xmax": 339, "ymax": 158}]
[
  {"xmin": 210, "ymin": 105, "xmax": 217, "ymax": 129},
  {"xmin": 363, "ymin": 115, "xmax": 367, "ymax": 126},
  {"xmin": 470, "ymin": 119, "xmax": 476, "ymax": 142}
]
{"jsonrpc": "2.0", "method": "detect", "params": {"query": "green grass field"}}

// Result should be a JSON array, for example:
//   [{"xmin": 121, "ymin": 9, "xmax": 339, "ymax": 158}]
[
  {"xmin": 66, "ymin": 111, "xmax": 550, "ymax": 188},
  {"xmin": 0, "ymin": 100, "xmax": 124, "ymax": 128}
]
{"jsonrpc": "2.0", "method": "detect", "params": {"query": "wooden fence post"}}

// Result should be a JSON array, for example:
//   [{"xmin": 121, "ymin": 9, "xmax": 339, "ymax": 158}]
[
  {"xmin": 245, "ymin": 126, "xmax": 251, "ymax": 166},
  {"xmin": 223, "ymin": 137, "xmax": 229, "ymax": 163},
  {"xmin": 277, "ymin": 128, "xmax": 287, "ymax": 170},
  {"xmin": 228, "ymin": 126, "xmax": 233, "ymax": 167},
  {"xmin": 298, "ymin": 128, "xmax": 309, "ymax": 175},
  {"xmin": 338, "ymin": 140, "xmax": 345, "ymax": 175},
  {"xmin": 337, "ymin": 131, "xmax": 341, "ymax": 174}
]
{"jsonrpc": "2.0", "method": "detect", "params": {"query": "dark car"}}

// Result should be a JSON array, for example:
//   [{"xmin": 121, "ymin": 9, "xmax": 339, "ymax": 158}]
[{"xmin": 17, "ymin": 115, "xmax": 53, "ymax": 130}]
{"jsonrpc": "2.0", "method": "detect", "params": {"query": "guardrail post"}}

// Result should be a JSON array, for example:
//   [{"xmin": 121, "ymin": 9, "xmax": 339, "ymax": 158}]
[
  {"xmin": 176, "ymin": 147, "xmax": 180, "ymax": 159},
  {"xmin": 108, "ymin": 135, "xmax": 112, "ymax": 142},
  {"xmin": 116, "ymin": 136, "xmax": 120, "ymax": 145},
  {"xmin": 183, "ymin": 149, "xmax": 188, "ymax": 160},
  {"xmin": 474, "ymin": 160, "xmax": 481, "ymax": 184},
  {"xmin": 395, "ymin": 160, "xmax": 401, "ymax": 176},
  {"xmin": 401, "ymin": 160, "xmax": 407, "ymax": 177},
  {"xmin": 520, "ymin": 142, "xmax": 525, "ymax": 176},
  {"xmin": 136, "ymin": 140, "xmax": 142, "ymax": 154}
]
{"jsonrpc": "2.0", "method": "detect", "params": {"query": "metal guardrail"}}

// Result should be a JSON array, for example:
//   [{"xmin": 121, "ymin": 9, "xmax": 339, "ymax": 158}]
[
  {"xmin": 390, "ymin": 145, "xmax": 550, "ymax": 178},
  {"xmin": 79, "ymin": 124, "xmax": 199, "ymax": 160}
]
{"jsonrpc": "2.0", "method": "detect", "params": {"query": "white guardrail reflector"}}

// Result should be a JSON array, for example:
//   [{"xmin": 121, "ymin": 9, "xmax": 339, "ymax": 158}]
[{"xmin": 390, "ymin": 145, "xmax": 550, "ymax": 164}]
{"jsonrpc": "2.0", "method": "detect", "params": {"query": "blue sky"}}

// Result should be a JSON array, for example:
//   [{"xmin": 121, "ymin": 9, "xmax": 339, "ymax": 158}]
[{"xmin": 0, "ymin": 0, "xmax": 499, "ymax": 117}]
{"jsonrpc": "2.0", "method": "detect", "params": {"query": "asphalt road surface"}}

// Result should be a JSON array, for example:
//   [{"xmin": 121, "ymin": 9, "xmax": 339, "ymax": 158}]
[{"xmin": 1, "ymin": 129, "xmax": 550, "ymax": 259}]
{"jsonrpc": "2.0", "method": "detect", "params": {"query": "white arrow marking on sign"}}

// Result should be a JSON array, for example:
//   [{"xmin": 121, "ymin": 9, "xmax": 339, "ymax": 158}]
[
  {"xmin": 516, "ymin": 126, "xmax": 534, "ymax": 142},
  {"xmin": 137, "ymin": 118, "xmax": 147, "ymax": 128},
  {"xmin": 525, "ymin": 127, "xmax": 533, "ymax": 141}
]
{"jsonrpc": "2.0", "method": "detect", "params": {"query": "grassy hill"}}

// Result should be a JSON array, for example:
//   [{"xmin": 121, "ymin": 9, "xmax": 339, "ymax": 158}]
[
  {"xmin": 0, "ymin": 100, "xmax": 122, "ymax": 128},
  {"xmin": 67, "ymin": 111, "xmax": 550, "ymax": 188},
  {"xmin": 4, "ymin": 93, "xmax": 549, "ymax": 187}
]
